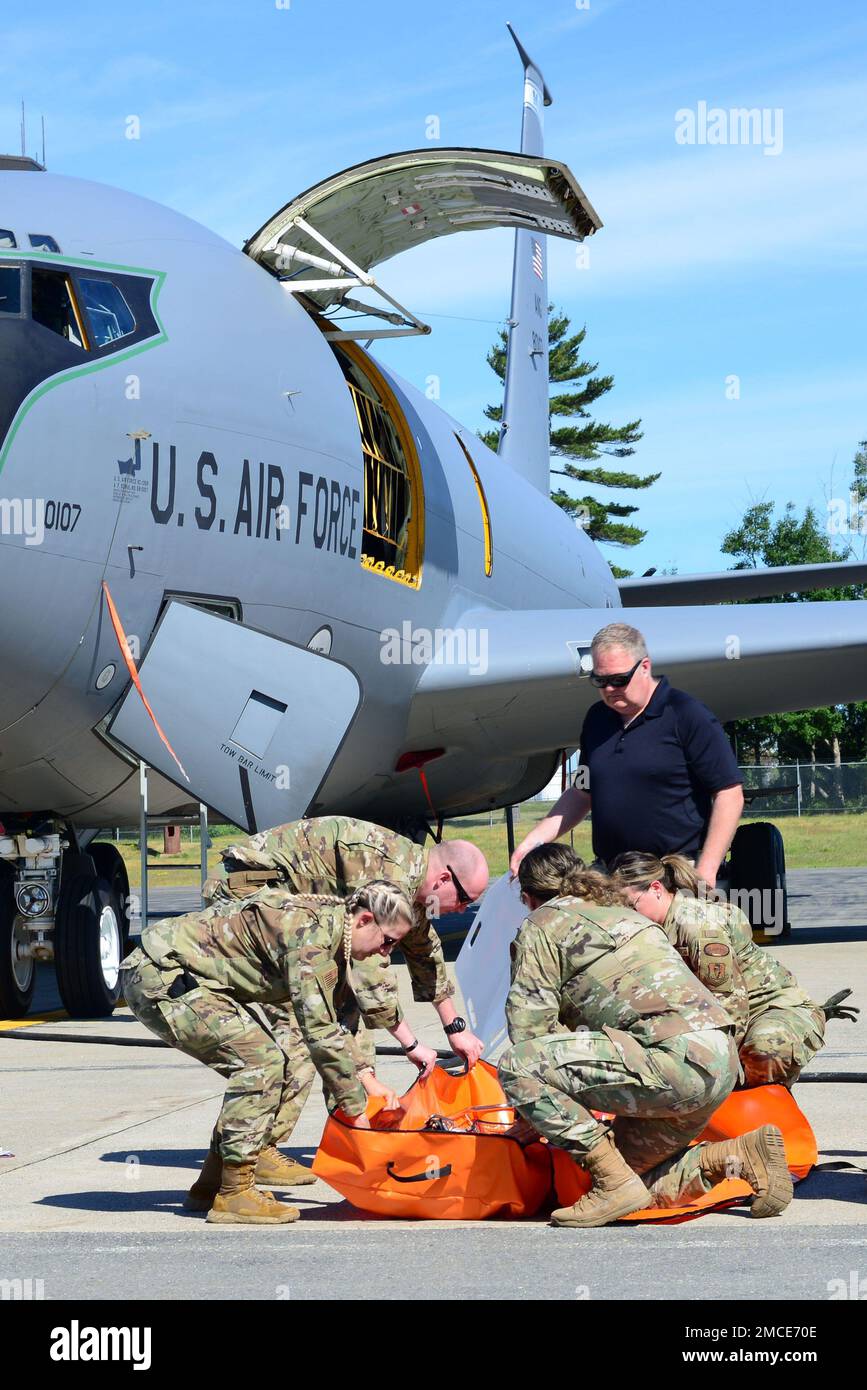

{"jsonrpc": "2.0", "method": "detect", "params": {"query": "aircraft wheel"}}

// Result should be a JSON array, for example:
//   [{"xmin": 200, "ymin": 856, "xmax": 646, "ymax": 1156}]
[
  {"xmin": 55, "ymin": 874, "xmax": 125, "ymax": 1018},
  {"xmin": 0, "ymin": 870, "xmax": 35, "ymax": 1018},
  {"xmin": 88, "ymin": 843, "xmax": 132, "ymax": 949}
]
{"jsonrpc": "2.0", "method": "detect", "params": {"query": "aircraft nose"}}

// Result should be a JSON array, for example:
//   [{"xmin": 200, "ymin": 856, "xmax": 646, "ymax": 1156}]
[{"xmin": 0, "ymin": 323, "xmax": 92, "ymax": 733}]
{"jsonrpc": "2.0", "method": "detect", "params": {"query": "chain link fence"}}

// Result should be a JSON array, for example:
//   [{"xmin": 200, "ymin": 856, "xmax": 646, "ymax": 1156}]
[
  {"xmin": 534, "ymin": 759, "xmax": 867, "ymax": 816},
  {"xmin": 737, "ymin": 761, "xmax": 867, "ymax": 815}
]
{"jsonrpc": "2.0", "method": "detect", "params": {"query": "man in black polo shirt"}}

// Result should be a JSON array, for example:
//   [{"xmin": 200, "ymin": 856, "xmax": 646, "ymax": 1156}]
[{"xmin": 511, "ymin": 622, "xmax": 744, "ymax": 887}]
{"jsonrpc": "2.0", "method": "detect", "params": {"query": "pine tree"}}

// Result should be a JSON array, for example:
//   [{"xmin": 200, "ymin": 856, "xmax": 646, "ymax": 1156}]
[{"xmin": 481, "ymin": 309, "xmax": 655, "ymax": 578}]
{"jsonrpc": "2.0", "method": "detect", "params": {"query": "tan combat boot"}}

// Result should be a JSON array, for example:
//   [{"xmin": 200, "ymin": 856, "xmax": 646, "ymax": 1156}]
[
  {"xmin": 254, "ymin": 1145, "xmax": 318, "ymax": 1189},
  {"xmin": 550, "ymin": 1133, "xmax": 650, "ymax": 1228},
  {"xmin": 185, "ymin": 1138, "xmax": 223, "ymax": 1212},
  {"xmin": 699, "ymin": 1124, "xmax": 793, "ymax": 1218},
  {"xmin": 206, "ymin": 1161, "xmax": 300, "ymax": 1225}
]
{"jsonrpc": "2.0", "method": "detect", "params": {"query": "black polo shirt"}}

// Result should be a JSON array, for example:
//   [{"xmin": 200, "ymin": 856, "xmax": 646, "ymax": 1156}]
[{"xmin": 578, "ymin": 676, "xmax": 742, "ymax": 864}]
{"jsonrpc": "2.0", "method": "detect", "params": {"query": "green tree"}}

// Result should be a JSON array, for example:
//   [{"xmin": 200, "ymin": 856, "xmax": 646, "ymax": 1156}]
[
  {"xmin": 848, "ymin": 439, "xmax": 867, "ymax": 560},
  {"xmin": 482, "ymin": 309, "xmax": 655, "ymax": 577},
  {"xmin": 721, "ymin": 497, "xmax": 866, "ymax": 784}
]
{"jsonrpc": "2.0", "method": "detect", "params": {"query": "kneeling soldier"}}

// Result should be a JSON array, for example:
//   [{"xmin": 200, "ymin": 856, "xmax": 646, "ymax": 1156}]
[
  {"xmin": 121, "ymin": 880, "xmax": 413, "ymax": 1225},
  {"xmin": 610, "ymin": 851, "xmax": 857, "ymax": 1087},
  {"xmin": 499, "ymin": 846, "xmax": 793, "ymax": 1227}
]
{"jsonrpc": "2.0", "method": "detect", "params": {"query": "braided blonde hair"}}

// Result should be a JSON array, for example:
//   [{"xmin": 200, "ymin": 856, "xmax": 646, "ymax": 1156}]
[{"xmin": 283, "ymin": 882, "xmax": 414, "ymax": 966}]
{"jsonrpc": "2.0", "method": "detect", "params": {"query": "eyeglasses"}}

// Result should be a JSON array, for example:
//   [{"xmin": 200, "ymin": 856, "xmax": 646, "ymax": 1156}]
[
  {"xmin": 379, "ymin": 926, "xmax": 401, "ymax": 949},
  {"xmin": 589, "ymin": 658, "xmax": 642, "ymax": 689},
  {"xmin": 448, "ymin": 864, "xmax": 472, "ymax": 907}
]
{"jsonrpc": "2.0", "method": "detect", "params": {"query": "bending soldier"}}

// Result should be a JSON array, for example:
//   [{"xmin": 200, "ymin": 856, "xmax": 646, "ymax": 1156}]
[
  {"xmin": 188, "ymin": 815, "xmax": 488, "ymax": 1209},
  {"xmin": 499, "ymin": 845, "xmax": 793, "ymax": 1227},
  {"xmin": 610, "ymin": 852, "xmax": 854, "ymax": 1087},
  {"xmin": 121, "ymin": 880, "xmax": 414, "ymax": 1225}
]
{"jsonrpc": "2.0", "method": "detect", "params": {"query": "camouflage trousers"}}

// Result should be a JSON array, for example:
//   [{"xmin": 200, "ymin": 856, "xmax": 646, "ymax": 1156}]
[
  {"xmin": 740, "ymin": 1004, "xmax": 825, "ymax": 1088},
  {"xmin": 500, "ymin": 1027, "xmax": 739, "ymax": 1208},
  {"xmin": 255, "ymin": 1001, "xmax": 376, "ymax": 1144},
  {"xmin": 122, "ymin": 948, "xmax": 358, "ymax": 1164}
]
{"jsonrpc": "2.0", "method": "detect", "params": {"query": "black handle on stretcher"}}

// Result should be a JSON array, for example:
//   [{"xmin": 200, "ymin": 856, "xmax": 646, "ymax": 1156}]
[{"xmin": 385, "ymin": 1161, "xmax": 453, "ymax": 1183}]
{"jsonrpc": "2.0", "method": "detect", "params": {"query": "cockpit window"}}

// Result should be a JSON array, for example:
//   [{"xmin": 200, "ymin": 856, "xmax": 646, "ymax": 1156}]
[
  {"xmin": 29, "ymin": 233, "xmax": 60, "ymax": 252},
  {"xmin": 0, "ymin": 266, "xmax": 22, "ymax": 315},
  {"xmin": 78, "ymin": 277, "xmax": 135, "ymax": 346},
  {"xmin": 31, "ymin": 266, "xmax": 87, "ymax": 348},
  {"xmin": 0, "ymin": 229, "xmax": 17, "ymax": 249}
]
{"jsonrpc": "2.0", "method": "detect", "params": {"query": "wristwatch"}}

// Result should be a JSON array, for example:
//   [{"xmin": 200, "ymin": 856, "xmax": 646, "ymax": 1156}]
[{"xmin": 443, "ymin": 1016, "xmax": 467, "ymax": 1037}]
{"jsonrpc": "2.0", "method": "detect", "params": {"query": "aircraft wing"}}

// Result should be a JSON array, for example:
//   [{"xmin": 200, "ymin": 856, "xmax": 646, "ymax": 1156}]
[
  {"xmin": 619, "ymin": 561, "xmax": 867, "ymax": 607},
  {"xmin": 406, "ymin": 600, "xmax": 867, "ymax": 755},
  {"xmin": 243, "ymin": 147, "xmax": 601, "ymax": 306}
]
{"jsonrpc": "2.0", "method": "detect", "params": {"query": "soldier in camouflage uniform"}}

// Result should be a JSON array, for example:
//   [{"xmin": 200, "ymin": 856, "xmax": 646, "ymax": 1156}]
[
  {"xmin": 189, "ymin": 815, "xmax": 487, "ymax": 1208},
  {"xmin": 499, "ymin": 845, "xmax": 793, "ymax": 1227},
  {"xmin": 610, "ymin": 852, "xmax": 858, "ymax": 1086},
  {"xmin": 121, "ymin": 879, "xmax": 415, "ymax": 1224}
]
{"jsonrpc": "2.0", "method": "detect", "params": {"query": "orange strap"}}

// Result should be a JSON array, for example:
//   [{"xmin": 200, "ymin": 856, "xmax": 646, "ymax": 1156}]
[
  {"xmin": 418, "ymin": 766, "xmax": 437, "ymax": 818},
  {"xmin": 102, "ymin": 581, "xmax": 190, "ymax": 783}
]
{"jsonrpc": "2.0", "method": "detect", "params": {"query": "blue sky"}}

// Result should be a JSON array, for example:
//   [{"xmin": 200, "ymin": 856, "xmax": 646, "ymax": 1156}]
[{"xmin": 3, "ymin": 0, "xmax": 866, "ymax": 576}]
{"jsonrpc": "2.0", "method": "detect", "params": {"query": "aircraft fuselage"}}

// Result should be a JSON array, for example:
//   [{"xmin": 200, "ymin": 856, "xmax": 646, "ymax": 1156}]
[{"xmin": 0, "ymin": 170, "xmax": 618, "ymax": 830}]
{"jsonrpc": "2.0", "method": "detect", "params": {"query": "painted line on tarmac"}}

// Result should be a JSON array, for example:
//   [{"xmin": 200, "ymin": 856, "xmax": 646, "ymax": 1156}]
[{"xmin": 0, "ymin": 1011, "xmax": 67, "ymax": 1031}]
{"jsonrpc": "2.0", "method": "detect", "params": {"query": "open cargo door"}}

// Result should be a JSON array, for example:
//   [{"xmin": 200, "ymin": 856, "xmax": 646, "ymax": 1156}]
[
  {"xmin": 243, "ymin": 147, "xmax": 601, "ymax": 338},
  {"xmin": 107, "ymin": 602, "xmax": 360, "ymax": 832}
]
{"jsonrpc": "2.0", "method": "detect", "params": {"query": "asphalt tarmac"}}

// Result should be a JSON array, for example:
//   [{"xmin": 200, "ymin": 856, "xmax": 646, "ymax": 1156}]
[{"xmin": 1, "ymin": 872, "xmax": 865, "ymax": 1301}]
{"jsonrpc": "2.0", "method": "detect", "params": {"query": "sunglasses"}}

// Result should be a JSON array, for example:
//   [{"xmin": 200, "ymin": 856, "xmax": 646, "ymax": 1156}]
[
  {"xmin": 448, "ymin": 864, "xmax": 473, "ymax": 907},
  {"xmin": 379, "ymin": 927, "xmax": 401, "ymax": 949},
  {"xmin": 589, "ymin": 658, "xmax": 642, "ymax": 689}
]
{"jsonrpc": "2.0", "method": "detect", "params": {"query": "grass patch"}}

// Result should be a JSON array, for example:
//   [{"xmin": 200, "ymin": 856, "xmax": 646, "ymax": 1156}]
[{"xmin": 104, "ymin": 806, "xmax": 865, "ymax": 890}]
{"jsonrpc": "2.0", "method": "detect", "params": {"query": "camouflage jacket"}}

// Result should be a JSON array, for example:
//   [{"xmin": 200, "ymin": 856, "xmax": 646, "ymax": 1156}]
[
  {"xmin": 140, "ymin": 889, "xmax": 368, "ymax": 1116},
  {"xmin": 506, "ymin": 898, "xmax": 734, "ymax": 1057},
  {"xmin": 720, "ymin": 899, "xmax": 815, "ymax": 1016},
  {"xmin": 663, "ymin": 895, "xmax": 750, "ymax": 1044},
  {"xmin": 205, "ymin": 815, "xmax": 453, "ymax": 1015}
]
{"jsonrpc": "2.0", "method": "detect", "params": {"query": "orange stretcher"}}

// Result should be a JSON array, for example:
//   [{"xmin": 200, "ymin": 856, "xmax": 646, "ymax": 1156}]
[
  {"xmin": 313, "ymin": 1061, "xmax": 551, "ymax": 1219},
  {"xmin": 313, "ymin": 1061, "xmax": 817, "ymax": 1222}
]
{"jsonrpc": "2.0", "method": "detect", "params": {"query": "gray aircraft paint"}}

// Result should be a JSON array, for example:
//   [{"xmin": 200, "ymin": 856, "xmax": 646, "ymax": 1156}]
[{"xmin": 0, "ymin": 135, "xmax": 864, "ymax": 831}]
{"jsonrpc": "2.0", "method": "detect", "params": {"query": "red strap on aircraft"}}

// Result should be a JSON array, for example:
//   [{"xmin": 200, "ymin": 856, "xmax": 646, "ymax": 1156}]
[
  {"xmin": 101, "ymin": 581, "xmax": 190, "ymax": 783},
  {"xmin": 418, "ymin": 767, "xmax": 437, "ymax": 817}
]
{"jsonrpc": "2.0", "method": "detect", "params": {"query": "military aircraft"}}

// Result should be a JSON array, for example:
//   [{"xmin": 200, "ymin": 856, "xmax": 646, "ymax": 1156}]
[{"xmin": 0, "ymin": 26, "xmax": 864, "ymax": 1018}]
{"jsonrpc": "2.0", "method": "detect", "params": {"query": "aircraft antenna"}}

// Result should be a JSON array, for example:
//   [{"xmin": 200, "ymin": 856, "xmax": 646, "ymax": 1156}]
[
  {"xmin": 41, "ymin": 115, "xmax": 46, "ymax": 168},
  {"xmin": 20, "ymin": 100, "xmax": 25, "ymax": 158}
]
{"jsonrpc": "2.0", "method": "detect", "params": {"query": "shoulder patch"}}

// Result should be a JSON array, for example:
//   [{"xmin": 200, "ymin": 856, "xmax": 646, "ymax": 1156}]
[
  {"xmin": 315, "ymin": 961, "xmax": 339, "ymax": 990},
  {"xmin": 704, "ymin": 942, "xmax": 730, "ymax": 957}
]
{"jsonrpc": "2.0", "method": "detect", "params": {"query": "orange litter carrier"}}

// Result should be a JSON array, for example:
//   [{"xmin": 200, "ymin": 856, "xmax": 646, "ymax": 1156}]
[
  {"xmin": 314, "ymin": 1063, "xmax": 817, "ymax": 1223},
  {"xmin": 313, "ymin": 1061, "xmax": 551, "ymax": 1219}
]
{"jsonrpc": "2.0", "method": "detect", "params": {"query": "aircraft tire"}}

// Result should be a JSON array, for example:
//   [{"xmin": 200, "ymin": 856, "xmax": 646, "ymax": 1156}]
[
  {"xmin": 55, "ymin": 873, "xmax": 124, "ymax": 1018},
  {"xmin": 87, "ymin": 844, "xmax": 132, "ymax": 950},
  {"xmin": 0, "ymin": 868, "xmax": 36, "ymax": 1018}
]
